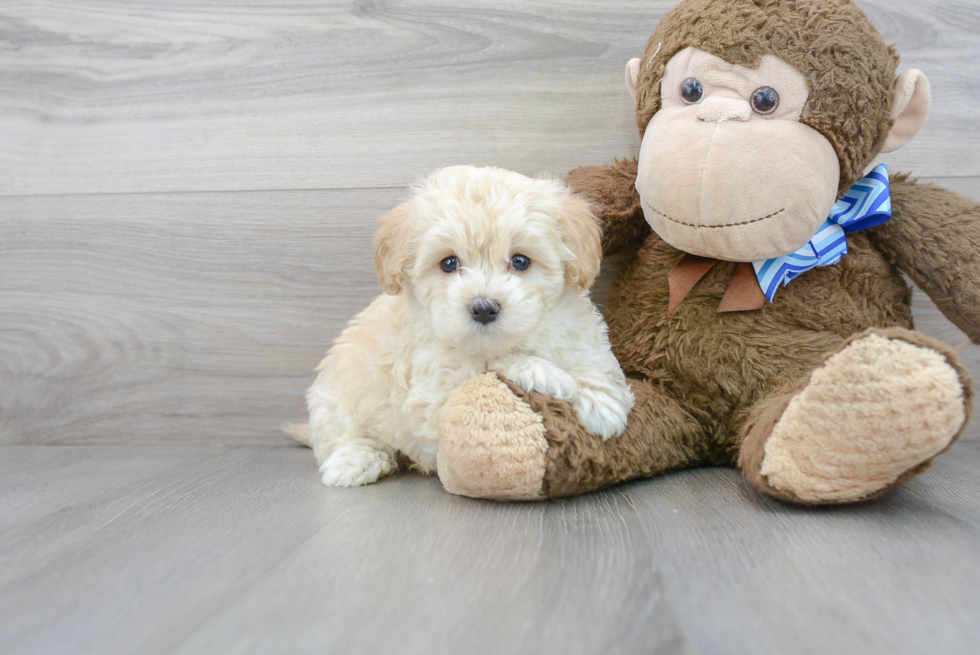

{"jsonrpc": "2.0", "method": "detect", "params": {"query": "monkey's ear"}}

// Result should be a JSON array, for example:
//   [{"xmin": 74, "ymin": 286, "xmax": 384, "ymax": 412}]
[
  {"xmin": 560, "ymin": 195, "xmax": 602, "ymax": 294},
  {"xmin": 881, "ymin": 70, "xmax": 931, "ymax": 154},
  {"xmin": 626, "ymin": 58, "xmax": 642, "ymax": 101},
  {"xmin": 374, "ymin": 202, "xmax": 413, "ymax": 295}
]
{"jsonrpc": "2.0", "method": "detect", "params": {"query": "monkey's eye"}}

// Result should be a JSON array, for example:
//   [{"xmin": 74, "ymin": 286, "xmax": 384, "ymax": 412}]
[
  {"xmin": 680, "ymin": 78, "xmax": 704, "ymax": 104},
  {"xmin": 440, "ymin": 256, "xmax": 460, "ymax": 273},
  {"xmin": 510, "ymin": 254, "xmax": 531, "ymax": 272},
  {"xmin": 751, "ymin": 86, "xmax": 780, "ymax": 115}
]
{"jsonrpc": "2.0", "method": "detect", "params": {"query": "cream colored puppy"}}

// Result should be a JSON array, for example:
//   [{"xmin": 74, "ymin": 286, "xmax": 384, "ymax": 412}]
[{"xmin": 302, "ymin": 166, "xmax": 634, "ymax": 487}]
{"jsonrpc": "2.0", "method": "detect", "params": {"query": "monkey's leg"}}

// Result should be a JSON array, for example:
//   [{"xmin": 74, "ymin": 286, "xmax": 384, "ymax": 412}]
[
  {"xmin": 437, "ymin": 373, "xmax": 708, "ymax": 500},
  {"xmin": 738, "ymin": 328, "xmax": 973, "ymax": 505}
]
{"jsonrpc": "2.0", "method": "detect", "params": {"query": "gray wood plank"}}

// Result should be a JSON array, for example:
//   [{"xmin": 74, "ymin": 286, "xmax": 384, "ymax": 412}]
[
  {"xmin": 3, "ymin": 184, "xmax": 978, "ymax": 445},
  {"xmin": 0, "ymin": 445, "xmax": 222, "ymax": 536},
  {"xmin": 1, "ymin": 0, "xmax": 978, "ymax": 195},
  {"xmin": 0, "ymin": 443, "xmax": 977, "ymax": 654},
  {"xmin": 0, "ymin": 445, "xmax": 341, "ymax": 655},
  {"xmin": 0, "ymin": 189, "xmax": 400, "ymax": 445},
  {"xmin": 0, "ymin": 446, "xmax": 230, "ymax": 589}
]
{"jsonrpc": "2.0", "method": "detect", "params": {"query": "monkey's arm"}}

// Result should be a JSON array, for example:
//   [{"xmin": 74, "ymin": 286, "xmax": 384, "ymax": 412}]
[
  {"xmin": 566, "ymin": 159, "xmax": 651, "ymax": 257},
  {"xmin": 868, "ymin": 174, "xmax": 980, "ymax": 344}
]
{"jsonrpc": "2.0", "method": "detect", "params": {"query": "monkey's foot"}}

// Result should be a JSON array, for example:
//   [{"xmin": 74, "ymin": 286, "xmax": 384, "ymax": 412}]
[
  {"xmin": 740, "ymin": 329, "xmax": 972, "ymax": 504},
  {"xmin": 438, "ymin": 373, "xmax": 549, "ymax": 500}
]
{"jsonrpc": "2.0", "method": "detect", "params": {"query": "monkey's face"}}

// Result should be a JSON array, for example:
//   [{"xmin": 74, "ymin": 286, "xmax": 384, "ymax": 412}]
[{"xmin": 633, "ymin": 48, "xmax": 841, "ymax": 262}]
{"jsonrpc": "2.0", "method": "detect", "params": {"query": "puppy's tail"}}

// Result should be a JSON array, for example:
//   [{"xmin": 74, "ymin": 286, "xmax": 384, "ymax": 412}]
[{"xmin": 282, "ymin": 422, "xmax": 312, "ymax": 448}]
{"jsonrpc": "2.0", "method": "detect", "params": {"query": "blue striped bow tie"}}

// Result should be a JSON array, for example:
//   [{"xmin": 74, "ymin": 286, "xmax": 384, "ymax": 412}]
[{"xmin": 753, "ymin": 164, "xmax": 893, "ymax": 302}]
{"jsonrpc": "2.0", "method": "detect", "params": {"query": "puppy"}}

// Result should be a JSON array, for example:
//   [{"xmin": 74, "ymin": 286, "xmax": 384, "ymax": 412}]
[{"xmin": 299, "ymin": 165, "xmax": 634, "ymax": 487}]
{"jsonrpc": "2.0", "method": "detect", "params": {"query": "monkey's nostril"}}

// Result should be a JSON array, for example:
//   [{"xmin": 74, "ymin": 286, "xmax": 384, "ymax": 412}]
[
  {"xmin": 469, "ymin": 298, "xmax": 501, "ymax": 324},
  {"xmin": 696, "ymin": 97, "xmax": 752, "ymax": 123}
]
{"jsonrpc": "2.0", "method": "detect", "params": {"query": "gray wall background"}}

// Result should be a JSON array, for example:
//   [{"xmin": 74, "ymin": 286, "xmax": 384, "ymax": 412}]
[{"xmin": 2, "ymin": 0, "xmax": 978, "ymax": 445}]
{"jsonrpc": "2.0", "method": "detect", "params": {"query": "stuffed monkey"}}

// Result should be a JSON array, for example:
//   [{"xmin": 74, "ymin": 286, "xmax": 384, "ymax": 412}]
[{"xmin": 435, "ymin": 0, "xmax": 980, "ymax": 504}]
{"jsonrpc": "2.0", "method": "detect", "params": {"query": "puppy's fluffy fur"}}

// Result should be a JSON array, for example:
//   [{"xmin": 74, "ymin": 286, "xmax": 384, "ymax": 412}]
[{"xmin": 302, "ymin": 166, "xmax": 634, "ymax": 487}]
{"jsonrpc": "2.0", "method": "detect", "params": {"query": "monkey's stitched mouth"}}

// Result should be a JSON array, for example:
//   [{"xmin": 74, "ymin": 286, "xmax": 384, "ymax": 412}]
[{"xmin": 650, "ymin": 206, "xmax": 786, "ymax": 229}]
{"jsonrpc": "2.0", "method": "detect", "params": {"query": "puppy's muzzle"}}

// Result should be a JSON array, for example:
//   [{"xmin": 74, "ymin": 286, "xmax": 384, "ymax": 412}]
[{"xmin": 469, "ymin": 298, "xmax": 501, "ymax": 325}]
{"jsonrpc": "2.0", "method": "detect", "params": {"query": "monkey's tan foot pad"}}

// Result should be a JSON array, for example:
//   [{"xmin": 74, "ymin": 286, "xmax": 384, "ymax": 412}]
[
  {"xmin": 754, "ymin": 331, "xmax": 970, "ymax": 504},
  {"xmin": 438, "ymin": 373, "xmax": 549, "ymax": 500}
]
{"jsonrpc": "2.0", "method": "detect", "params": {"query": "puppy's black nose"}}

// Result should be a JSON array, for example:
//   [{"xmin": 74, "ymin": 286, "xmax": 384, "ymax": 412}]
[{"xmin": 469, "ymin": 298, "xmax": 501, "ymax": 325}]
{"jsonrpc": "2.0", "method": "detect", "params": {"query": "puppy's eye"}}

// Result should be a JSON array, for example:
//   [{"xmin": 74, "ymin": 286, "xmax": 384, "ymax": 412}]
[
  {"xmin": 680, "ymin": 78, "xmax": 704, "ymax": 105},
  {"xmin": 440, "ymin": 256, "xmax": 459, "ymax": 273},
  {"xmin": 510, "ymin": 254, "xmax": 531, "ymax": 272},
  {"xmin": 751, "ymin": 86, "xmax": 779, "ymax": 115}
]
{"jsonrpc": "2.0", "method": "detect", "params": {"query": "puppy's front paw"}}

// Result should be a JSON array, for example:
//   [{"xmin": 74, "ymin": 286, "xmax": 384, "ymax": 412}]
[
  {"xmin": 574, "ymin": 387, "xmax": 632, "ymax": 441},
  {"xmin": 319, "ymin": 445, "xmax": 394, "ymax": 487},
  {"xmin": 503, "ymin": 357, "xmax": 578, "ymax": 402}
]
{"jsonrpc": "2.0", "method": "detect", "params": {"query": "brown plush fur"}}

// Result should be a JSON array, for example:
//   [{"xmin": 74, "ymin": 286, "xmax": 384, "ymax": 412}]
[
  {"xmin": 520, "ymin": 165, "xmax": 978, "ymax": 500},
  {"xmin": 868, "ymin": 175, "xmax": 980, "ymax": 343},
  {"xmin": 634, "ymin": 0, "xmax": 899, "ymax": 196},
  {"xmin": 566, "ymin": 159, "xmax": 650, "ymax": 255},
  {"xmin": 502, "ymin": 377, "xmax": 709, "ymax": 498},
  {"xmin": 436, "ymin": 0, "xmax": 980, "ymax": 503},
  {"xmin": 517, "ymin": 214, "xmax": 922, "ymax": 497}
]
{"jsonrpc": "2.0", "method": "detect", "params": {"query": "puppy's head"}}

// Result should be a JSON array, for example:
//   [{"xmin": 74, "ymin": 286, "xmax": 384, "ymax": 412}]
[{"xmin": 374, "ymin": 165, "xmax": 601, "ymax": 352}]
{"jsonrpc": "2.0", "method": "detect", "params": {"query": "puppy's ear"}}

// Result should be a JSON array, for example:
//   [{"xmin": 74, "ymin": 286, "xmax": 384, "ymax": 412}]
[
  {"xmin": 374, "ymin": 202, "xmax": 413, "ymax": 295},
  {"xmin": 559, "ymin": 194, "xmax": 602, "ymax": 293}
]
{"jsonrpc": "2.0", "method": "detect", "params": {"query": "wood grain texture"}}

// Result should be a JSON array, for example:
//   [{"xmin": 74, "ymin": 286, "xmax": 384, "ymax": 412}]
[
  {"xmin": 0, "ymin": 189, "xmax": 401, "ymax": 445},
  {"xmin": 0, "ymin": 442, "xmax": 978, "ymax": 655},
  {"xmin": 1, "ymin": 0, "xmax": 978, "ymax": 195},
  {"xmin": 2, "ymin": 183, "xmax": 978, "ymax": 446}
]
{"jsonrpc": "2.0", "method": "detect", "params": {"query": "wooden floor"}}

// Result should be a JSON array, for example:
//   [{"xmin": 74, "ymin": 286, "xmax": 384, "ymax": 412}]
[
  {"xmin": 2, "ymin": 1, "xmax": 980, "ymax": 653},
  {"xmin": 0, "ymin": 442, "xmax": 978, "ymax": 654}
]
